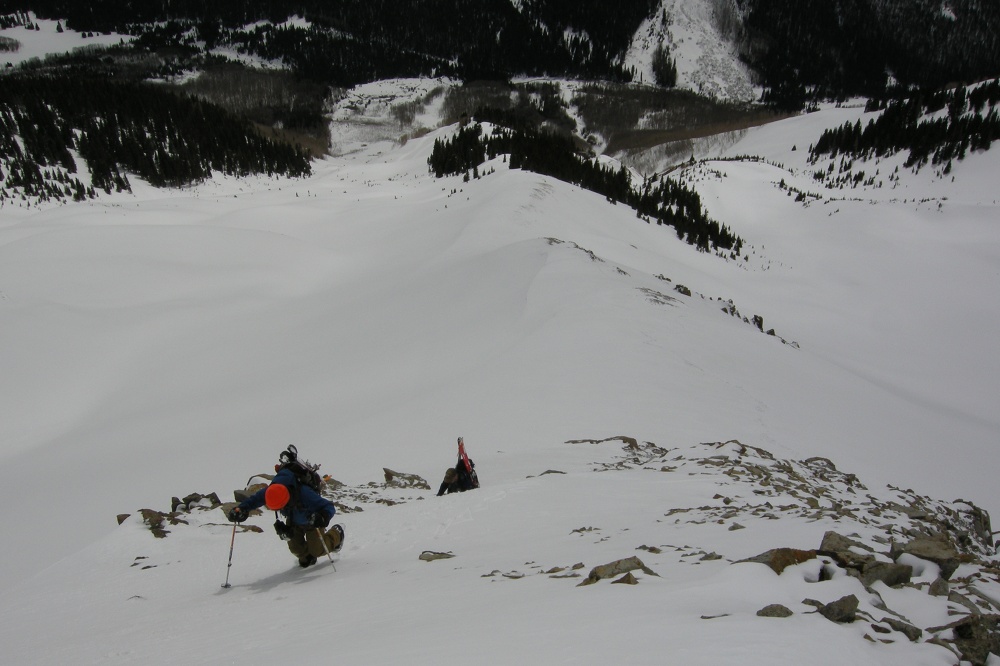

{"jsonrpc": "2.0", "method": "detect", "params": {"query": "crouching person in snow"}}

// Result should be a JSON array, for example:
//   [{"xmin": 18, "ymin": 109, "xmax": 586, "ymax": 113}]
[
  {"xmin": 437, "ymin": 436, "xmax": 480, "ymax": 496},
  {"xmin": 437, "ymin": 467, "xmax": 462, "ymax": 496},
  {"xmin": 227, "ymin": 457, "xmax": 345, "ymax": 568}
]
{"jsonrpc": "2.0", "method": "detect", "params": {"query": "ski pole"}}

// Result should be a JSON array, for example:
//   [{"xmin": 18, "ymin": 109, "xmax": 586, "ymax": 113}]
[
  {"xmin": 222, "ymin": 522, "xmax": 237, "ymax": 588},
  {"xmin": 222, "ymin": 474, "xmax": 263, "ymax": 589},
  {"xmin": 317, "ymin": 528, "xmax": 337, "ymax": 571}
]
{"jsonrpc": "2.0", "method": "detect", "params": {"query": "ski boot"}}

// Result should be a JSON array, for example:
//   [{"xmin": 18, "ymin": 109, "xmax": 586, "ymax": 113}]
[{"xmin": 330, "ymin": 524, "xmax": 345, "ymax": 553}]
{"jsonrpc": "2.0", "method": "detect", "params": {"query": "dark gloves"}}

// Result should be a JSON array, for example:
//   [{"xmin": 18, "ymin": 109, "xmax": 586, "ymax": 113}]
[
  {"xmin": 274, "ymin": 520, "xmax": 290, "ymax": 540},
  {"xmin": 227, "ymin": 507, "xmax": 248, "ymax": 523},
  {"xmin": 310, "ymin": 512, "xmax": 330, "ymax": 529}
]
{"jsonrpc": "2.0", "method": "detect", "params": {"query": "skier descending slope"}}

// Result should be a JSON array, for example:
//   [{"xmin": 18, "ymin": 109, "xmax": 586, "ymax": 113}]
[{"xmin": 228, "ymin": 445, "xmax": 345, "ymax": 568}]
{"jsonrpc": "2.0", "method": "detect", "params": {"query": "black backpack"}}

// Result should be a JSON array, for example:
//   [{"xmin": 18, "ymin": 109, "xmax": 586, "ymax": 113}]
[
  {"xmin": 271, "ymin": 446, "xmax": 325, "ymax": 539},
  {"xmin": 455, "ymin": 457, "xmax": 480, "ymax": 491},
  {"xmin": 278, "ymin": 445, "xmax": 323, "ymax": 494}
]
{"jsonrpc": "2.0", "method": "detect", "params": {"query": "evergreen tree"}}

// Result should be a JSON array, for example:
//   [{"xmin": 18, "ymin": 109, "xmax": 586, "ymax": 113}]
[{"xmin": 651, "ymin": 44, "xmax": 677, "ymax": 88}]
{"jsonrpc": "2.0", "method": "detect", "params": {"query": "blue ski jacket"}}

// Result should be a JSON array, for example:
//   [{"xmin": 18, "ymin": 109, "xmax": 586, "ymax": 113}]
[{"xmin": 238, "ymin": 467, "xmax": 335, "ymax": 527}]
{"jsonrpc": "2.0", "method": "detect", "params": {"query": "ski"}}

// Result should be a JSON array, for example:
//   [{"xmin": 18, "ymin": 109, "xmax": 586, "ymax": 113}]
[{"xmin": 458, "ymin": 437, "xmax": 472, "ymax": 474}]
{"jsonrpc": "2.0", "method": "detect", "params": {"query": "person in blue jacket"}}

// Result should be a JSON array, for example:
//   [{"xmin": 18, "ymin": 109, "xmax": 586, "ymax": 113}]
[{"xmin": 228, "ymin": 457, "xmax": 344, "ymax": 568}]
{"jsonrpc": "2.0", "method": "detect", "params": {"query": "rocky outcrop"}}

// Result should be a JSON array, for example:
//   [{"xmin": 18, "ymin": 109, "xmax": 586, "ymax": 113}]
[
  {"xmin": 383, "ymin": 468, "xmax": 430, "ymax": 490},
  {"xmin": 577, "ymin": 556, "xmax": 659, "ymax": 586},
  {"xmin": 819, "ymin": 531, "xmax": 874, "ymax": 564},
  {"xmin": 583, "ymin": 437, "xmax": 1000, "ymax": 661},
  {"xmin": 737, "ymin": 548, "xmax": 817, "ymax": 575},
  {"xmin": 929, "ymin": 615, "xmax": 1000, "ymax": 666},
  {"xmin": 741, "ymin": 531, "xmax": 915, "ymax": 591},
  {"xmin": 813, "ymin": 530, "xmax": 914, "ymax": 588},
  {"xmin": 171, "ymin": 492, "xmax": 221, "ymax": 513},
  {"xmin": 419, "ymin": 551, "xmax": 455, "ymax": 561},
  {"xmin": 137, "ymin": 508, "xmax": 188, "ymax": 538},
  {"xmin": 890, "ymin": 535, "xmax": 961, "ymax": 579},
  {"xmin": 882, "ymin": 618, "xmax": 922, "ymax": 642},
  {"xmin": 862, "ymin": 561, "xmax": 913, "ymax": 588},
  {"xmin": 121, "ymin": 465, "xmax": 437, "ymax": 541},
  {"xmin": 123, "ymin": 492, "xmax": 225, "ymax": 537},
  {"xmin": 817, "ymin": 594, "xmax": 859, "ymax": 623},
  {"xmin": 566, "ymin": 435, "xmax": 640, "ymax": 449}
]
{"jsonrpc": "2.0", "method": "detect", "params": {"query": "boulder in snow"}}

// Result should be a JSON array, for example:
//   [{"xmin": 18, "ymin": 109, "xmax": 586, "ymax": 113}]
[
  {"xmin": 577, "ymin": 556, "xmax": 659, "ymax": 586},
  {"xmin": 383, "ymin": 468, "xmax": 430, "ymax": 490},
  {"xmin": 757, "ymin": 604, "xmax": 794, "ymax": 618},
  {"xmin": 737, "ymin": 548, "xmax": 817, "ymax": 575}
]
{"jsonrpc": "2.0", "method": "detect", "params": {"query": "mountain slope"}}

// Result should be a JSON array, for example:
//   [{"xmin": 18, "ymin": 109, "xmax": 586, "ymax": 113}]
[
  {"xmin": 1, "ymin": 437, "xmax": 995, "ymax": 665},
  {"xmin": 624, "ymin": 0, "xmax": 757, "ymax": 101},
  {"xmin": 0, "ymin": 92, "xmax": 997, "ymax": 663}
]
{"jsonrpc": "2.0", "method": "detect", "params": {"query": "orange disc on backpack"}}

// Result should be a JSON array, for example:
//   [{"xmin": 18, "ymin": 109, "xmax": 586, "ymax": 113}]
[{"xmin": 264, "ymin": 483, "xmax": 290, "ymax": 510}]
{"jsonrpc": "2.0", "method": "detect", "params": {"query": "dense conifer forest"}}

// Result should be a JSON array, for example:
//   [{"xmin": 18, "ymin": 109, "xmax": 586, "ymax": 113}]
[
  {"xmin": 0, "ymin": 73, "xmax": 310, "ymax": 204},
  {"xmin": 428, "ymin": 121, "xmax": 743, "ymax": 256},
  {"xmin": 809, "ymin": 80, "xmax": 1000, "ymax": 172},
  {"xmin": 5, "ymin": 0, "xmax": 657, "ymax": 85},
  {"xmin": 734, "ymin": 0, "xmax": 1000, "ymax": 109},
  {"xmin": 8, "ymin": 1, "xmax": 1000, "ymax": 104}
]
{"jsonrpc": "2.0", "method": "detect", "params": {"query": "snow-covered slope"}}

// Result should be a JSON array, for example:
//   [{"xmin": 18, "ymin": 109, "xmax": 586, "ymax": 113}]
[
  {"xmin": 1, "ymin": 8, "xmax": 998, "ymax": 660},
  {"xmin": 4, "ymin": 436, "xmax": 996, "ymax": 665},
  {"xmin": 623, "ymin": 0, "xmax": 756, "ymax": 101},
  {"xmin": 0, "ymin": 13, "xmax": 130, "ymax": 66},
  {"xmin": 0, "ymin": 67, "xmax": 998, "ymax": 663}
]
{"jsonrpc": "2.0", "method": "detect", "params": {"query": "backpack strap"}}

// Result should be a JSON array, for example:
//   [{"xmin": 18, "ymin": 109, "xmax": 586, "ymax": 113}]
[{"xmin": 278, "ymin": 463, "xmax": 306, "ymax": 509}]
